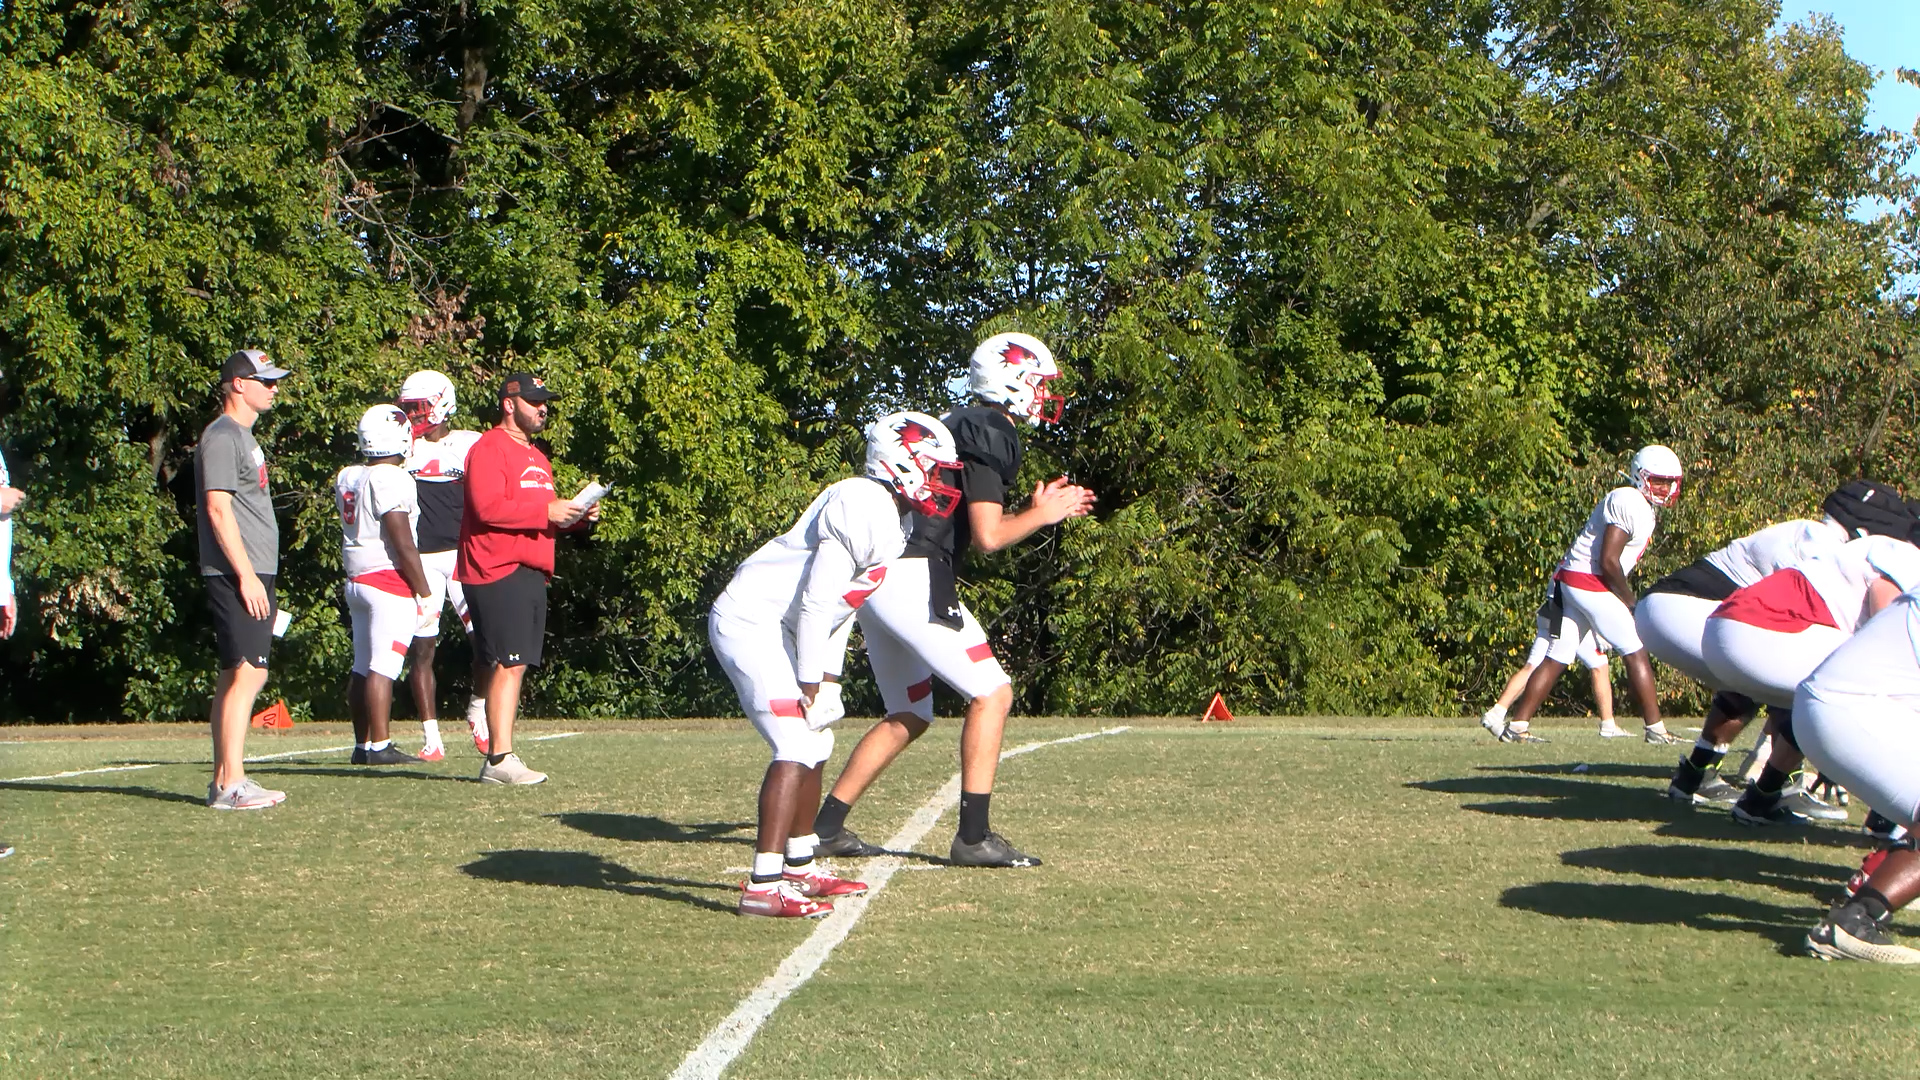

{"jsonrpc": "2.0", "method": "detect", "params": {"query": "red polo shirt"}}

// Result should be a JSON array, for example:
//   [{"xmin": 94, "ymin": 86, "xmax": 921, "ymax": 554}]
[{"xmin": 456, "ymin": 426, "xmax": 560, "ymax": 585}]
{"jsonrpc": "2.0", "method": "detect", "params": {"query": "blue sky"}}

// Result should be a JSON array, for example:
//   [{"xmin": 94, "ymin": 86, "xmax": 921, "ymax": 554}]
[{"xmin": 1775, "ymin": 1, "xmax": 1919, "ymax": 141}]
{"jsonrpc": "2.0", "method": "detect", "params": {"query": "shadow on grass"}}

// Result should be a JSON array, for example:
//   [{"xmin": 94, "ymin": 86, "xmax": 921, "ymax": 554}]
[
  {"xmin": 552, "ymin": 812, "xmax": 753, "ymax": 845},
  {"xmin": 1561, "ymin": 843, "xmax": 1848, "ymax": 900},
  {"xmin": 1652, "ymin": 815, "xmax": 1870, "ymax": 849},
  {"xmin": 248, "ymin": 765, "xmax": 466, "ymax": 783},
  {"xmin": 0, "ymin": 780, "xmax": 205, "ymax": 805},
  {"xmin": 1501, "ymin": 881, "xmax": 1814, "ymax": 951},
  {"xmin": 1477, "ymin": 761, "xmax": 1672, "ymax": 780},
  {"xmin": 1408, "ymin": 773, "xmax": 1686, "ymax": 823},
  {"xmin": 461, "ymin": 849, "xmax": 737, "ymax": 913}
]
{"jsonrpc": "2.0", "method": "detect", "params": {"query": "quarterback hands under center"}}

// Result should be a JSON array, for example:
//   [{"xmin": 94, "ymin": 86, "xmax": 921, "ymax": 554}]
[{"xmin": 1031, "ymin": 476, "xmax": 1096, "ymax": 526}]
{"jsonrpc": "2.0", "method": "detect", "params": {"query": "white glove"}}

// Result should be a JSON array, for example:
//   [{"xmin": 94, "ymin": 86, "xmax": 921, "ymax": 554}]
[
  {"xmin": 804, "ymin": 682, "xmax": 845, "ymax": 731},
  {"xmin": 415, "ymin": 598, "xmax": 438, "ymax": 638}
]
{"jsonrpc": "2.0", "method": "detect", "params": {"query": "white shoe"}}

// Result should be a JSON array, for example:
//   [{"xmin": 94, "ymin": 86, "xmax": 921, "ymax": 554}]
[
  {"xmin": 1480, "ymin": 712, "xmax": 1507, "ymax": 739},
  {"xmin": 478, "ymin": 753, "xmax": 547, "ymax": 785},
  {"xmin": 1643, "ymin": 724, "xmax": 1684, "ymax": 745},
  {"xmin": 1781, "ymin": 786, "xmax": 1848, "ymax": 822},
  {"xmin": 1597, "ymin": 721, "xmax": 1632, "ymax": 738}
]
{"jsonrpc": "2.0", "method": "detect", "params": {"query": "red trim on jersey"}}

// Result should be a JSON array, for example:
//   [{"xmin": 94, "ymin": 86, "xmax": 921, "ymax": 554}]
[
  {"xmin": 1553, "ymin": 569, "xmax": 1609, "ymax": 593},
  {"xmin": 1711, "ymin": 568, "xmax": 1838, "ymax": 632},
  {"xmin": 906, "ymin": 677, "xmax": 933, "ymax": 703},
  {"xmin": 965, "ymin": 642, "xmax": 995, "ymax": 663},
  {"xmin": 768, "ymin": 698, "xmax": 805, "ymax": 719},
  {"xmin": 351, "ymin": 570, "xmax": 414, "ymax": 598},
  {"xmin": 843, "ymin": 566, "xmax": 888, "ymax": 609}
]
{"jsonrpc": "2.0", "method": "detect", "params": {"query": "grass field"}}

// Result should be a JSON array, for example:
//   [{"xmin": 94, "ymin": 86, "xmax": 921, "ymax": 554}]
[{"xmin": 4, "ymin": 716, "xmax": 1917, "ymax": 1079}]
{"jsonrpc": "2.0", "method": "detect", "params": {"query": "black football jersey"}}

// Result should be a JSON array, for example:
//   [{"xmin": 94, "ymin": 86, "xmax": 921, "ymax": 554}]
[{"xmin": 902, "ymin": 405, "xmax": 1022, "ymax": 567}]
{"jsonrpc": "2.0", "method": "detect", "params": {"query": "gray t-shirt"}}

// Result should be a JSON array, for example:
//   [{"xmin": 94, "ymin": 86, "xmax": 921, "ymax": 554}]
[{"xmin": 196, "ymin": 414, "xmax": 278, "ymax": 576}]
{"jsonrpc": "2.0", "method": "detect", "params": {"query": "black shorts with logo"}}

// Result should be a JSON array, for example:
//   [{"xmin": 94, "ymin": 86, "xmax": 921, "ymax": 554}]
[
  {"xmin": 465, "ymin": 565, "xmax": 548, "ymax": 667},
  {"xmin": 207, "ymin": 573, "xmax": 277, "ymax": 670}
]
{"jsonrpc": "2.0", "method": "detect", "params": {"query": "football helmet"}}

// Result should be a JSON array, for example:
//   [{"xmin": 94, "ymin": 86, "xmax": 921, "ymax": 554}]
[
  {"xmin": 969, "ymin": 332, "xmax": 1064, "ymax": 426},
  {"xmin": 398, "ymin": 370, "xmax": 457, "ymax": 436},
  {"xmin": 1631, "ymin": 444, "xmax": 1684, "ymax": 507},
  {"xmin": 356, "ymin": 404, "xmax": 414, "ymax": 459},
  {"xmin": 866, "ymin": 411, "xmax": 963, "ymax": 518}
]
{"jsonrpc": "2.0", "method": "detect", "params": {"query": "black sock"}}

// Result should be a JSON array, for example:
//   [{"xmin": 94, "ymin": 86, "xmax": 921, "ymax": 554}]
[
  {"xmin": 814, "ymin": 795, "xmax": 852, "ymax": 838},
  {"xmin": 1754, "ymin": 765, "xmax": 1789, "ymax": 797},
  {"xmin": 487, "ymin": 751, "xmax": 509, "ymax": 766},
  {"xmin": 1687, "ymin": 745, "xmax": 1725, "ymax": 770},
  {"xmin": 750, "ymin": 872, "xmax": 783, "ymax": 885},
  {"xmin": 1853, "ymin": 886, "xmax": 1893, "ymax": 923},
  {"xmin": 785, "ymin": 853, "xmax": 814, "ymax": 869},
  {"xmin": 958, "ymin": 791, "xmax": 991, "ymax": 845}
]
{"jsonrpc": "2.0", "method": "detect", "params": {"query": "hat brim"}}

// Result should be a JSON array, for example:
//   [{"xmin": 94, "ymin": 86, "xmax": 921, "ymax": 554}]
[
  {"xmin": 511, "ymin": 388, "xmax": 557, "ymax": 403},
  {"xmin": 254, "ymin": 362, "xmax": 292, "ymax": 380}
]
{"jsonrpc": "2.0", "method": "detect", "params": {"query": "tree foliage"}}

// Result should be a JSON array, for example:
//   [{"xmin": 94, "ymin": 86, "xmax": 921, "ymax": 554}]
[{"xmin": 1, "ymin": 0, "xmax": 1913, "ymax": 720}]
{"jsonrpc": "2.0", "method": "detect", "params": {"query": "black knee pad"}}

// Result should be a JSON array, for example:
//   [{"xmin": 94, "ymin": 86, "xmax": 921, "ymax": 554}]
[
  {"xmin": 1766, "ymin": 704, "xmax": 1801, "ymax": 752},
  {"xmin": 1710, "ymin": 691, "xmax": 1758, "ymax": 722}
]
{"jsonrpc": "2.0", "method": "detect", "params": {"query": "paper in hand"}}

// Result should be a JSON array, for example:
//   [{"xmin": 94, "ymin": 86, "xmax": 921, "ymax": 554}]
[{"xmin": 573, "ymin": 481, "xmax": 611, "ymax": 509}]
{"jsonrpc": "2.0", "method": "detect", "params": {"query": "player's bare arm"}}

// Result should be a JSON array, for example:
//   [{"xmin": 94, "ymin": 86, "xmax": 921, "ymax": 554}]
[
  {"xmin": 204, "ymin": 488, "xmax": 269, "ymax": 619},
  {"xmin": 381, "ymin": 508, "xmax": 431, "ymax": 599},
  {"xmin": 968, "ymin": 477, "xmax": 1096, "ymax": 554},
  {"xmin": 1597, "ymin": 524, "xmax": 1635, "ymax": 609}
]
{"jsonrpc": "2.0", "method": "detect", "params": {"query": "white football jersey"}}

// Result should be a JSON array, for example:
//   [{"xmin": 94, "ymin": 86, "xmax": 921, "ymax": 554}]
[
  {"xmin": 1794, "ymin": 535, "xmax": 1920, "ymax": 634},
  {"xmin": 1806, "ymin": 591, "xmax": 1920, "ymax": 699},
  {"xmin": 1705, "ymin": 518, "xmax": 1847, "ymax": 588},
  {"xmin": 336, "ymin": 462, "xmax": 420, "ymax": 582},
  {"xmin": 1560, "ymin": 486, "xmax": 1657, "ymax": 578},
  {"xmin": 714, "ymin": 477, "xmax": 912, "ymax": 681}
]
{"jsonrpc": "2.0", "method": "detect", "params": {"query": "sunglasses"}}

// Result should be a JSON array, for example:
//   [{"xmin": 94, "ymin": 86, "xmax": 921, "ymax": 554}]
[{"xmin": 245, "ymin": 377, "xmax": 280, "ymax": 389}]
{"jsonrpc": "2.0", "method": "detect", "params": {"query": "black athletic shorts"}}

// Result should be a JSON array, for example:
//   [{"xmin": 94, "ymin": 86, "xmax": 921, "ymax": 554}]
[
  {"xmin": 465, "ymin": 564, "xmax": 548, "ymax": 667},
  {"xmin": 207, "ymin": 573, "xmax": 277, "ymax": 670},
  {"xmin": 1645, "ymin": 558, "xmax": 1741, "ymax": 602}
]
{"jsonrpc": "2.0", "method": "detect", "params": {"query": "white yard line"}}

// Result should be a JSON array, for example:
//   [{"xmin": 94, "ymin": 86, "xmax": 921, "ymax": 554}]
[
  {"xmin": 667, "ymin": 725, "xmax": 1131, "ymax": 1080},
  {"xmin": 2, "ymin": 743, "xmax": 358, "ymax": 784},
  {"xmin": 530, "ymin": 731, "xmax": 584, "ymax": 741}
]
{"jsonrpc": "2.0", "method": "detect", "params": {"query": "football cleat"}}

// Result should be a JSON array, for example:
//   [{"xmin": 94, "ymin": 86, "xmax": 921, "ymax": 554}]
[
  {"xmin": 350, "ymin": 747, "xmax": 369, "ymax": 765},
  {"xmin": 783, "ymin": 866, "xmax": 869, "ymax": 898},
  {"xmin": 949, "ymin": 830, "xmax": 1042, "ymax": 868},
  {"xmin": 1732, "ymin": 794, "xmax": 1812, "ymax": 827},
  {"xmin": 362, "ymin": 744, "xmax": 424, "ymax": 766},
  {"xmin": 738, "ymin": 881, "xmax": 832, "ymax": 918},
  {"xmin": 1597, "ymin": 721, "xmax": 1632, "ymax": 738},
  {"xmin": 1780, "ymin": 787, "xmax": 1848, "ymax": 822},
  {"xmin": 815, "ymin": 828, "xmax": 887, "ymax": 858},
  {"xmin": 1497, "ymin": 724, "xmax": 1548, "ymax": 744},
  {"xmin": 1808, "ymin": 903, "xmax": 1920, "ymax": 964},
  {"xmin": 1642, "ymin": 725, "xmax": 1684, "ymax": 746},
  {"xmin": 468, "ymin": 715, "xmax": 490, "ymax": 756},
  {"xmin": 1863, "ymin": 810, "xmax": 1905, "ymax": 843},
  {"xmin": 418, "ymin": 744, "xmax": 446, "ymax": 762},
  {"xmin": 1692, "ymin": 773, "xmax": 1742, "ymax": 806}
]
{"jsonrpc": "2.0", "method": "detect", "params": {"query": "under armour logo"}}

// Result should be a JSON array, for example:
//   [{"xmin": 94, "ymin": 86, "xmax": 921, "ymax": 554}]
[{"xmin": 508, "ymin": 653, "xmax": 521, "ymax": 661}]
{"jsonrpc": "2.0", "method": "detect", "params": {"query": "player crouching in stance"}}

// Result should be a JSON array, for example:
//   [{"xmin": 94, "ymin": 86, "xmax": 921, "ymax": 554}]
[
  {"xmin": 1795, "ymin": 542, "xmax": 1920, "ymax": 962},
  {"xmin": 1645, "ymin": 483, "xmax": 1908, "ymax": 807},
  {"xmin": 398, "ymin": 370, "xmax": 490, "ymax": 760},
  {"xmin": 710, "ymin": 412, "xmax": 963, "ymax": 917},
  {"xmin": 1486, "ymin": 445, "xmax": 1684, "ymax": 744},
  {"xmin": 337, "ymin": 405, "xmax": 433, "ymax": 766},
  {"xmin": 1701, "ymin": 532, "xmax": 1920, "ymax": 825}
]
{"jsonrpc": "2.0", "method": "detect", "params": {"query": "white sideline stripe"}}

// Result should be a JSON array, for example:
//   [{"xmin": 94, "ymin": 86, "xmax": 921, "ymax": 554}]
[
  {"xmin": 530, "ymin": 731, "xmax": 583, "ymax": 742},
  {"xmin": 667, "ymin": 725, "xmax": 1131, "ymax": 1080},
  {"xmin": 1, "ymin": 743, "xmax": 358, "ymax": 784}
]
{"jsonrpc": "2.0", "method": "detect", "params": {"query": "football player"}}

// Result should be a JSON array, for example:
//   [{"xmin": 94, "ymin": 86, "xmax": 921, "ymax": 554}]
[
  {"xmin": 1702, "ymin": 532, "xmax": 1920, "ymax": 824},
  {"xmin": 398, "ymin": 370, "xmax": 490, "ymax": 760},
  {"xmin": 1487, "ymin": 446, "xmax": 1683, "ymax": 744},
  {"xmin": 1481, "ymin": 614, "xmax": 1618, "ymax": 737},
  {"xmin": 813, "ymin": 333, "xmax": 1096, "ymax": 867},
  {"xmin": 1646, "ymin": 482, "xmax": 1910, "ymax": 807},
  {"xmin": 710, "ymin": 412, "xmax": 962, "ymax": 917},
  {"xmin": 1794, "ymin": 541, "xmax": 1920, "ymax": 962},
  {"xmin": 337, "ymin": 405, "xmax": 433, "ymax": 765}
]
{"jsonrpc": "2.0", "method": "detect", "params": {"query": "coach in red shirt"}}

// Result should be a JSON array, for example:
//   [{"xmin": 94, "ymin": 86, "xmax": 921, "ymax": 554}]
[{"xmin": 456, "ymin": 372, "xmax": 599, "ymax": 785}]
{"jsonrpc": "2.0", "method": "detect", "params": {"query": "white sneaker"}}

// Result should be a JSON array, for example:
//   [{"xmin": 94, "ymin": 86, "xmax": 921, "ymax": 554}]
[
  {"xmin": 1781, "ymin": 786, "xmax": 1848, "ymax": 822},
  {"xmin": 1643, "ymin": 724, "xmax": 1684, "ymax": 745},
  {"xmin": 478, "ymin": 753, "xmax": 547, "ymax": 785},
  {"xmin": 1597, "ymin": 721, "xmax": 1632, "ymax": 738},
  {"xmin": 1480, "ymin": 712, "xmax": 1507, "ymax": 739},
  {"xmin": 207, "ymin": 777, "xmax": 287, "ymax": 810}
]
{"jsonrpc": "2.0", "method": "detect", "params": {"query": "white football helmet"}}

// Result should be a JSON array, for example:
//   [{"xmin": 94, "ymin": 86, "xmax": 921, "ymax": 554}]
[
  {"xmin": 357, "ymin": 404, "xmax": 414, "ymax": 459},
  {"xmin": 398, "ymin": 370, "xmax": 457, "ymax": 436},
  {"xmin": 1631, "ymin": 444, "xmax": 1684, "ymax": 507},
  {"xmin": 865, "ymin": 411, "xmax": 963, "ymax": 518},
  {"xmin": 969, "ymin": 332, "xmax": 1064, "ymax": 426}
]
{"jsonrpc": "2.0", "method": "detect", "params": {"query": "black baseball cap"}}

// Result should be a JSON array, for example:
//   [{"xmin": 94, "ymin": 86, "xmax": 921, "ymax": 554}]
[
  {"xmin": 498, "ymin": 372, "xmax": 556, "ymax": 403},
  {"xmin": 220, "ymin": 349, "xmax": 291, "ymax": 383}
]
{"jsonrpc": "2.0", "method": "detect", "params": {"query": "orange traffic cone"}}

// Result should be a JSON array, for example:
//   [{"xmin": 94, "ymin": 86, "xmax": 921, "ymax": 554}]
[
  {"xmin": 1199, "ymin": 692, "xmax": 1234, "ymax": 722},
  {"xmin": 249, "ymin": 699, "xmax": 293, "ymax": 730}
]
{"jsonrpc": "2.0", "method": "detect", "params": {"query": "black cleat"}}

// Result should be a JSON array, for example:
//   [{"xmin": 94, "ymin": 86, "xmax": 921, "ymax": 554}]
[
  {"xmin": 949, "ymin": 830, "xmax": 1042, "ymax": 868},
  {"xmin": 1732, "ymin": 793, "xmax": 1811, "ymax": 827},
  {"xmin": 350, "ymin": 747, "xmax": 368, "ymax": 765},
  {"xmin": 361, "ymin": 744, "xmax": 424, "ymax": 766},
  {"xmin": 815, "ymin": 828, "xmax": 887, "ymax": 858}
]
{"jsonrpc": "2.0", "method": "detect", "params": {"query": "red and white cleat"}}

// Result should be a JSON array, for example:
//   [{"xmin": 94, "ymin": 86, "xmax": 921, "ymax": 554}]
[
  {"xmin": 783, "ymin": 866, "xmax": 869, "ymax": 898},
  {"xmin": 738, "ymin": 881, "xmax": 833, "ymax": 918},
  {"xmin": 418, "ymin": 744, "xmax": 446, "ymax": 762},
  {"xmin": 468, "ymin": 717, "xmax": 490, "ymax": 756}
]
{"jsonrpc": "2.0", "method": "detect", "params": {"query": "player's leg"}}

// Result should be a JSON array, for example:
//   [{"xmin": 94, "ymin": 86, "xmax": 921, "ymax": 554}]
[
  {"xmin": 1667, "ymin": 691, "xmax": 1756, "ymax": 806},
  {"xmin": 814, "ymin": 617, "xmax": 931, "ymax": 857},
  {"xmin": 1482, "ymin": 623, "xmax": 1548, "ymax": 733},
  {"xmin": 1563, "ymin": 587, "xmax": 1674, "ymax": 742},
  {"xmin": 1799, "ymin": 688, "xmax": 1920, "ymax": 961},
  {"xmin": 205, "ymin": 573, "xmax": 284, "ymax": 808},
  {"xmin": 444, "ymin": 572, "xmax": 491, "ymax": 752},
  {"xmin": 1588, "ymin": 661, "xmax": 1620, "ymax": 735},
  {"xmin": 407, "ymin": 549, "xmax": 455, "ymax": 758},
  {"xmin": 356, "ymin": 585, "xmax": 423, "ymax": 764},
  {"xmin": 210, "ymin": 661, "xmax": 271, "ymax": 795}
]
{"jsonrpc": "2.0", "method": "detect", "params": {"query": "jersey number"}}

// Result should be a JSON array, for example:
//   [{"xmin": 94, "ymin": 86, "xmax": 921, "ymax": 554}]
[{"xmin": 340, "ymin": 490, "xmax": 359, "ymax": 527}]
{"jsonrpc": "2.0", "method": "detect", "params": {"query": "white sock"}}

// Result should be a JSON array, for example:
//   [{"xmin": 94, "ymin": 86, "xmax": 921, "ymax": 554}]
[
  {"xmin": 1645, "ymin": 721, "xmax": 1669, "ymax": 735},
  {"xmin": 1694, "ymin": 735, "xmax": 1727, "ymax": 754},
  {"xmin": 1484, "ymin": 704, "xmax": 1508, "ymax": 724},
  {"xmin": 369, "ymin": 739, "xmax": 392, "ymax": 752},
  {"xmin": 785, "ymin": 833, "xmax": 818, "ymax": 867},
  {"xmin": 467, "ymin": 696, "xmax": 488, "ymax": 723},
  {"xmin": 356, "ymin": 741, "xmax": 373, "ymax": 751},
  {"xmin": 1508, "ymin": 720, "xmax": 1529, "ymax": 733},
  {"xmin": 421, "ymin": 718, "xmax": 441, "ymax": 746},
  {"xmin": 750, "ymin": 851, "xmax": 785, "ymax": 885}
]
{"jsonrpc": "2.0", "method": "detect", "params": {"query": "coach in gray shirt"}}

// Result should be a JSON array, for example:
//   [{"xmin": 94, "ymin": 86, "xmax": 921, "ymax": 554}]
[{"xmin": 196, "ymin": 349, "xmax": 292, "ymax": 812}]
